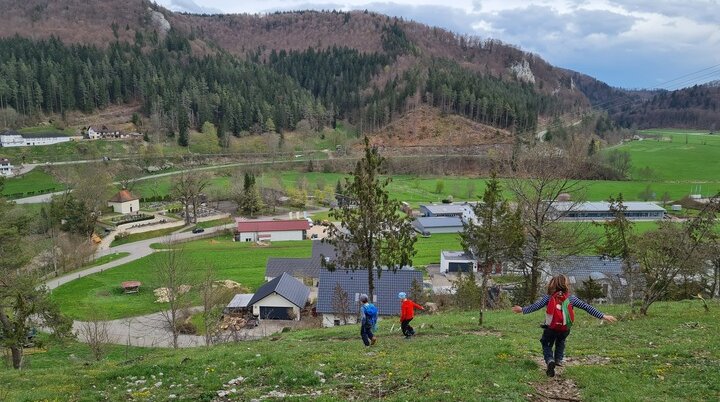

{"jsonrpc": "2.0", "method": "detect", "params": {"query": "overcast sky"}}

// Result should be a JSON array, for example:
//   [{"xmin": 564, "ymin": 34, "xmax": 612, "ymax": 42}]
[{"xmin": 155, "ymin": 0, "xmax": 720, "ymax": 89}]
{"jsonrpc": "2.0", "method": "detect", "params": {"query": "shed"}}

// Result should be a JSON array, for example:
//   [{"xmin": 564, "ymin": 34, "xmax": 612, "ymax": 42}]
[
  {"xmin": 248, "ymin": 273, "xmax": 310, "ymax": 320},
  {"xmin": 223, "ymin": 293, "xmax": 254, "ymax": 315},
  {"xmin": 108, "ymin": 189, "xmax": 140, "ymax": 215},
  {"xmin": 121, "ymin": 281, "xmax": 142, "ymax": 294}
]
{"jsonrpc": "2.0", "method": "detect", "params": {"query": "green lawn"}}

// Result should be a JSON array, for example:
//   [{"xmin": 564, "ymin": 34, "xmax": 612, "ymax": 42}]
[
  {"xmin": 2, "ymin": 301, "xmax": 719, "ymax": 401},
  {"xmin": 0, "ymin": 139, "xmax": 131, "ymax": 162},
  {"xmin": 1, "ymin": 169, "xmax": 64, "ymax": 197},
  {"xmin": 52, "ymin": 237, "xmax": 313, "ymax": 320}
]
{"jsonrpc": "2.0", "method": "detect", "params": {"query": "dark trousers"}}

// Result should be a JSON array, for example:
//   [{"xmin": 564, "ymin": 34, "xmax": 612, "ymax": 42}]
[
  {"xmin": 540, "ymin": 328, "xmax": 570, "ymax": 364},
  {"xmin": 401, "ymin": 319, "xmax": 415, "ymax": 337},
  {"xmin": 361, "ymin": 322, "xmax": 374, "ymax": 346}
]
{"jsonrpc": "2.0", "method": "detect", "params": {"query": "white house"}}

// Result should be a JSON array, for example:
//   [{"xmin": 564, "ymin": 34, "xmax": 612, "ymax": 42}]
[
  {"xmin": 235, "ymin": 219, "xmax": 310, "ymax": 242},
  {"xmin": 440, "ymin": 251, "xmax": 477, "ymax": 273},
  {"xmin": 0, "ymin": 131, "xmax": 72, "ymax": 147},
  {"xmin": 107, "ymin": 189, "xmax": 140, "ymax": 214},
  {"xmin": 86, "ymin": 127, "xmax": 101, "ymax": 140},
  {"xmin": 0, "ymin": 158, "xmax": 15, "ymax": 177},
  {"xmin": 247, "ymin": 273, "xmax": 310, "ymax": 320}
]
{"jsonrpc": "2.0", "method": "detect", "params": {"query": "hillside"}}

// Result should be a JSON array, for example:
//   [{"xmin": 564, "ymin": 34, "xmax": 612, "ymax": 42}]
[
  {"xmin": 1, "ymin": 302, "xmax": 718, "ymax": 400},
  {"xmin": 0, "ymin": 0, "xmax": 716, "ymax": 144}
]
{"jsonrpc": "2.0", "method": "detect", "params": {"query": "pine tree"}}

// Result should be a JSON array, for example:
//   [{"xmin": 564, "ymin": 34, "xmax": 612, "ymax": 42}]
[{"xmin": 323, "ymin": 137, "xmax": 417, "ymax": 300}]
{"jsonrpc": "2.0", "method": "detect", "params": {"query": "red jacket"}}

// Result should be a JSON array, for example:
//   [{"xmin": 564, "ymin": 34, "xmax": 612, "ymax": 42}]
[{"xmin": 400, "ymin": 299, "xmax": 424, "ymax": 321}]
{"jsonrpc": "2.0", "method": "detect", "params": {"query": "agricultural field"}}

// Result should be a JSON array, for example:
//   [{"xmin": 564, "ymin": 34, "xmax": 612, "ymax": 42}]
[{"xmin": 2, "ymin": 301, "xmax": 718, "ymax": 401}]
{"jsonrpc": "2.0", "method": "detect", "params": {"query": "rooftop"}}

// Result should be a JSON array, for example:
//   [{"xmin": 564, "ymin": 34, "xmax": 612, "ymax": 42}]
[
  {"xmin": 551, "ymin": 201, "xmax": 666, "ymax": 212},
  {"xmin": 236, "ymin": 219, "xmax": 310, "ymax": 232},
  {"xmin": 420, "ymin": 202, "xmax": 476, "ymax": 215},
  {"xmin": 226, "ymin": 293, "xmax": 254, "ymax": 309},
  {"xmin": 248, "ymin": 273, "xmax": 310, "ymax": 308},
  {"xmin": 546, "ymin": 255, "xmax": 629, "ymax": 285},
  {"xmin": 316, "ymin": 268, "xmax": 423, "ymax": 316},
  {"xmin": 441, "ymin": 250, "xmax": 474, "ymax": 261},
  {"xmin": 108, "ymin": 189, "xmax": 140, "ymax": 203},
  {"xmin": 265, "ymin": 242, "xmax": 338, "ymax": 279},
  {"xmin": 413, "ymin": 216, "xmax": 464, "ymax": 228}
]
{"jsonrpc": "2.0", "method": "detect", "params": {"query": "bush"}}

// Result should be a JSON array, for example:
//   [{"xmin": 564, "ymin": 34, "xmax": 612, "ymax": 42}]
[
  {"xmin": 452, "ymin": 273, "xmax": 482, "ymax": 310},
  {"xmin": 176, "ymin": 321, "xmax": 197, "ymax": 335}
]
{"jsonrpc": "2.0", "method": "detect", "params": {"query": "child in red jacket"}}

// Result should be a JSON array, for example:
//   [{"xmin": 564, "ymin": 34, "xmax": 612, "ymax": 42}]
[{"xmin": 398, "ymin": 292, "xmax": 424, "ymax": 338}]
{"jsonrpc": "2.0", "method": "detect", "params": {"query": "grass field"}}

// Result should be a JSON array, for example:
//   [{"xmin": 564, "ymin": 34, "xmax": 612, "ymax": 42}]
[
  {"xmin": 0, "ymin": 169, "xmax": 63, "ymax": 197},
  {"xmin": 2, "ymin": 301, "xmax": 718, "ymax": 401},
  {"xmin": 52, "ymin": 237, "xmax": 314, "ymax": 320}
]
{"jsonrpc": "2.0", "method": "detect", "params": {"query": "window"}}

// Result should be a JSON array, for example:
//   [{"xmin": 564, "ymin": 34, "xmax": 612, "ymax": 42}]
[{"xmin": 334, "ymin": 319, "xmax": 341, "ymax": 326}]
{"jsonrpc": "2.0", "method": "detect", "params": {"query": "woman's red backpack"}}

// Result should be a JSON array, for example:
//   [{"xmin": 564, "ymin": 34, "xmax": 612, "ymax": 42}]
[{"xmin": 544, "ymin": 291, "xmax": 574, "ymax": 331}]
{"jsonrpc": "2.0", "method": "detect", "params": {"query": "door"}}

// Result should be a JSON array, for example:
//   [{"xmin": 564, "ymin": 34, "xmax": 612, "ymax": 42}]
[
  {"xmin": 259, "ymin": 306, "xmax": 292, "ymax": 320},
  {"xmin": 448, "ymin": 262, "xmax": 473, "ymax": 273}
]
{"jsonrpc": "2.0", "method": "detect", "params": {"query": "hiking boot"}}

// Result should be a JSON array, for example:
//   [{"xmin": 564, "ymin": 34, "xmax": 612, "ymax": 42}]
[
  {"xmin": 546, "ymin": 361, "xmax": 556, "ymax": 377},
  {"xmin": 371, "ymin": 337, "xmax": 377, "ymax": 345}
]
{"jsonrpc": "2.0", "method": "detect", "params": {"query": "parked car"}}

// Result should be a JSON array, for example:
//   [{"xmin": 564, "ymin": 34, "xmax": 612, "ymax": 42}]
[{"xmin": 192, "ymin": 227, "xmax": 205, "ymax": 234}]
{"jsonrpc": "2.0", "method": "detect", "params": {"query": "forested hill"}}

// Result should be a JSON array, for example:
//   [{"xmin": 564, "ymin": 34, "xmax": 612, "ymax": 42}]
[{"xmin": 0, "ymin": 0, "xmax": 716, "ymax": 141}]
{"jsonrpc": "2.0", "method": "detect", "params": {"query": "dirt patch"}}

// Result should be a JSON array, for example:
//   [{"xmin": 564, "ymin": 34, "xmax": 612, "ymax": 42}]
[
  {"xmin": 531, "ymin": 377, "xmax": 582, "ymax": 402},
  {"xmin": 463, "ymin": 329, "xmax": 503, "ymax": 337}
]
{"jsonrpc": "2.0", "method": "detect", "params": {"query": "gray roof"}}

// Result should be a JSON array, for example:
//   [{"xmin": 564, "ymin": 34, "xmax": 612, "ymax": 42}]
[
  {"xmin": 442, "ymin": 250, "xmax": 474, "ymax": 261},
  {"xmin": 248, "ymin": 273, "xmax": 310, "ymax": 308},
  {"xmin": 551, "ymin": 201, "xmax": 666, "ymax": 213},
  {"xmin": 265, "ymin": 242, "xmax": 337, "ymax": 279},
  {"xmin": 413, "ymin": 216, "xmax": 464, "ymax": 229},
  {"xmin": 226, "ymin": 293, "xmax": 254, "ymax": 309},
  {"xmin": 420, "ymin": 203, "xmax": 476, "ymax": 215},
  {"xmin": 316, "ymin": 268, "xmax": 423, "ymax": 316},
  {"xmin": 546, "ymin": 256, "xmax": 627, "ymax": 284}
]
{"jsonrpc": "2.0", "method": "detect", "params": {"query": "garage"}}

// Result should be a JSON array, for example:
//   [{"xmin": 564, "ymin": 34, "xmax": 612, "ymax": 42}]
[
  {"xmin": 248, "ymin": 273, "xmax": 310, "ymax": 321},
  {"xmin": 259, "ymin": 306, "xmax": 293, "ymax": 320},
  {"xmin": 448, "ymin": 262, "xmax": 473, "ymax": 272}
]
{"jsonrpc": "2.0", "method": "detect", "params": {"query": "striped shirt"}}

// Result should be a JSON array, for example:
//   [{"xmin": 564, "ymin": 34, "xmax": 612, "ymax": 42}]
[{"xmin": 522, "ymin": 294, "xmax": 605, "ymax": 319}]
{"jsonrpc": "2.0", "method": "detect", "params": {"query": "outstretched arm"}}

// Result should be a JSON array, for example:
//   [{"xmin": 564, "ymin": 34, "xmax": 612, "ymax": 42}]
[
  {"xmin": 412, "ymin": 301, "xmax": 424, "ymax": 310},
  {"xmin": 569, "ymin": 296, "xmax": 617, "ymax": 322},
  {"xmin": 512, "ymin": 295, "xmax": 550, "ymax": 314}
]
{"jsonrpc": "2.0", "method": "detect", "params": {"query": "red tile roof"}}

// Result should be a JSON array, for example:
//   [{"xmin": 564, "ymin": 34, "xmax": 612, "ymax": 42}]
[
  {"xmin": 236, "ymin": 219, "xmax": 310, "ymax": 233},
  {"xmin": 108, "ymin": 189, "xmax": 139, "ymax": 203}
]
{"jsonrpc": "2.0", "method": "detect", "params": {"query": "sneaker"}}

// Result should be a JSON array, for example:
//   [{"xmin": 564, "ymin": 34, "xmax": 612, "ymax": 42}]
[
  {"xmin": 371, "ymin": 337, "xmax": 377, "ymax": 345},
  {"xmin": 546, "ymin": 361, "xmax": 556, "ymax": 377},
  {"xmin": 555, "ymin": 361, "xmax": 564, "ymax": 367}
]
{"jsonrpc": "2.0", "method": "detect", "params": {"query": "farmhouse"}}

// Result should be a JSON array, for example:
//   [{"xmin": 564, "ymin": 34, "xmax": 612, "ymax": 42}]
[
  {"xmin": 0, "ymin": 130, "xmax": 71, "ymax": 147},
  {"xmin": 107, "ymin": 189, "xmax": 140, "ymax": 214},
  {"xmin": 412, "ymin": 216, "xmax": 464, "ymax": 235},
  {"xmin": 247, "ymin": 273, "xmax": 310, "ymax": 320},
  {"xmin": 544, "ymin": 255, "xmax": 632, "ymax": 303},
  {"xmin": 419, "ymin": 202, "xmax": 476, "ymax": 219},
  {"xmin": 316, "ymin": 268, "xmax": 423, "ymax": 327},
  {"xmin": 0, "ymin": 158, "xmax": 15, "ymax": 177},
  {"xmin": 235, "ymin": 219, "xmax": 310, "ymax": 242},
  {"xmin": 551, "ymin": 201, "xmax": 665, "ymax": 221},
  {"xmin": 264, "ymin": 242, "xmax": 336, "ymax": 286}
]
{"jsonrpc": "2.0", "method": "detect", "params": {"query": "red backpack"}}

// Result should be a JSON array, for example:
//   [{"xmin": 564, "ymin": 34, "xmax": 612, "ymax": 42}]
[{"xmin": 545, "ymin": 291, "xmax": 574, "ymax": 331}]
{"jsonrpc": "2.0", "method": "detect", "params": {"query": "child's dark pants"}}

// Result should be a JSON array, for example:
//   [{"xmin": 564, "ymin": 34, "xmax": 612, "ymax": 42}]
[
  {"xmin": 540, "ymin": 328, "xmax": 570, "ymax": 364},
  {"xmin": 361, "ymin": 322, "xmax": 374, "ymax": 346},
  {"xmin": 401, "ymin": 319, "xmax": 415, "ymax": 337}
]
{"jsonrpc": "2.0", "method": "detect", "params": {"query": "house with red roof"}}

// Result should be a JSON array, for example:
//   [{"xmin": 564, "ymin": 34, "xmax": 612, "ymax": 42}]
[
  {"xmin": 108, "ymin": 189, "xmax": 140, "ymax": 214},
  {"xmin": 235, "ymin": 218, "xmax": 310, "ymax": 242}
]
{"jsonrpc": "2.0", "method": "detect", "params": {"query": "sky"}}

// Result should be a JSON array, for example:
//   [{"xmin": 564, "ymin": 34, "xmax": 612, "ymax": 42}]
[{"xmin": 155, "ymin": 0, "xmax": 720, "ymax": 89}]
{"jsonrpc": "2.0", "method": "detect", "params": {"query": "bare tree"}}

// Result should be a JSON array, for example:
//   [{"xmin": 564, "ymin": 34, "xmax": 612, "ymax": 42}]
[
  {"xmin": 634, "ymin": 196, "xmax": 719, "ymax": 315},
  {"xmin": 199, "ymin": 263, "xmax": 233, "ymax": 346},
  {"xmin": 77, "ymin": 313, "xmax": 114, "ymax": 361},
  {"xmin": 171, "ymin": 172, "xmax": 211, "ymax": 225},
  {"xmin": 155, "ymin": 247, "xmax": 192, "ymax": 349},
  {"xmin": 507, "ymin": 145, "xmax": 591, "ymax": 303},
  {"xmin": 331, "ymin": 283, "xmax": 350, "ymax": 325}
]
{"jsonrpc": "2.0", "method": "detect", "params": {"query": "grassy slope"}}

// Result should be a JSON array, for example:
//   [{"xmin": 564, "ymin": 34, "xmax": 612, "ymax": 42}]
[
  {"xmin": 0, "ymin": 169, "xmax": 63, "ymax": 197},
  {"xmin": 110, "ymin": 227, "xmax": 181, "ymax": 247},
  {"xmin": 2, "ymin": 302, "xmax": 718, "ymax": 401}
]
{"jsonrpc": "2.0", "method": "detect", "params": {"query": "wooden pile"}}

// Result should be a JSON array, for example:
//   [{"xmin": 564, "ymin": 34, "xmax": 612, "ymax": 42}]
[{"xmin": 220, "ymin": 316, "xmax": 247, "ymax": 331}]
